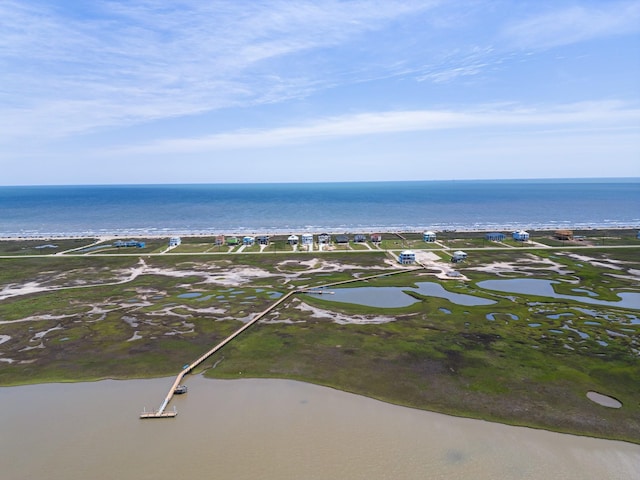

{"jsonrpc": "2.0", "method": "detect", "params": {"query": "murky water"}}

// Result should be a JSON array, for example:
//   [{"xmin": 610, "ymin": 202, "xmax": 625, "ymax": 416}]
[{"xmin": 1, "ymin": 376, "xmax": 638, "ymax": 479}]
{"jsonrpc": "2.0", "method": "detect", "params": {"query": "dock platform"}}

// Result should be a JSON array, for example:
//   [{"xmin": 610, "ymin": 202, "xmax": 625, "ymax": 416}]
[{"xmin": 140, "ymin": 406, "xmax": 178, "ymax": 419}]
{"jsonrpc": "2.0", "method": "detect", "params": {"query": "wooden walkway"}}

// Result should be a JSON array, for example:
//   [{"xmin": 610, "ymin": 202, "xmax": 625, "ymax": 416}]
[
  {"xmin": 140, "ymin": 290, "xmax": 295, "ymax": 418},
  {"xmin": 140, "ymin": 266, "xmax": 422, "ymax": 419}
]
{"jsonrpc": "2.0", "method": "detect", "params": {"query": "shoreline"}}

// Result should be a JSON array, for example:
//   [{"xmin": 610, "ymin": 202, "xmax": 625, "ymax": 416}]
[{"xmin": 1, "ymin": 225, "xmax": 638, "ymax": 242}]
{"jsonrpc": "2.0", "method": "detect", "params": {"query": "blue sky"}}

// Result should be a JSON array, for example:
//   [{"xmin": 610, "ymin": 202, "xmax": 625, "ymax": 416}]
[{"xmin": 1, "ymin": 0, "xmax": 639, "ymax": 185}]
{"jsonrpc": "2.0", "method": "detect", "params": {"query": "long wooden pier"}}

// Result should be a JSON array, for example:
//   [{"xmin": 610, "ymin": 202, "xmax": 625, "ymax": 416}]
[
  {"xmin": 140, "ymin": 290, "xmax": 296, "ymax": 418},
  {"xmin": 140, "ymin": 266, "xmax": 423, "ymax": 419}
]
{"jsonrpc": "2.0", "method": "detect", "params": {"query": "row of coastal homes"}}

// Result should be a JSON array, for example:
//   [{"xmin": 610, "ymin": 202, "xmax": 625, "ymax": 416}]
[
  {"xmin": 484, "ymin": 231, "xmax": 530, "ymax": 242},
  {"xmin": 287, "ymin": 233, "xmax": 381, "ymax": 245},
  {"xmin": 213, "ymin": 235, "xmax": 268, "ymax": 246},
  {"xmin": 398, "ymin": 248, "xmax": 468, "ymax": 265}
]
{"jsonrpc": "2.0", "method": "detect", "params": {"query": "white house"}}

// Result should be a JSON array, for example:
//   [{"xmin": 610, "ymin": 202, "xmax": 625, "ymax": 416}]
[
  {"xmin": 398, "ymin": 250, "xmax": 416, "ymax": 264},
  {"xmin": 512, "ymin": 230, "xmax": 530, "ymax": 241},
  {"xmin": 169, "ymin": 237, "xmax": 181, "ymax": 247},
  {"xmin": 452, "ymin": 250, "xmax": 467, "ymax": 263},
  {"xmin": 301, "ymin": 234, "xmax": 313, "ymax": 245},
  {"xmin": 287, "ymin": 235, "xmax": 299, "ymax": 245},
  {"xmin": 423, "ymin": 231, "xmax": 437, "ymax": 242}
]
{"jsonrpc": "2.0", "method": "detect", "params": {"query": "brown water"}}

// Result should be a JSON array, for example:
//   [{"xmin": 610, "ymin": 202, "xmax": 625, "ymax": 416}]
[{"xmin": 1, "ymin": 376, "xmax": 638, "ymax": 479}]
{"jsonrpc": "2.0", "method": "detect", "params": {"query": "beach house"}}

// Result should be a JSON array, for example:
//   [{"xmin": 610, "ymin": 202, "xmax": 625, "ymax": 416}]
[
  {"xmin": 318, "ymin": 233, "xmax": 331, "ymax": 244},
  {"xmin": 168, "ymin": 237, "xmax": 181, "ymax": 247},
  {"xmin": 423, "ymin": 231, "xmax": 437, "ymax": 242},
  {"xmin": 485, "ymin": 232, "xmax": 505, "ymax": 242},
  {"xmin": 554, "ymin": 230, "xmax": 573, "ymax": 240},
  {"xmin": 114, "ymin": 240, "xmax": 145, "ymax": 248},
  {"xmin": 287, "ymin": 235, "xmax": 299, "ymax": 245},
  {"xmin": 301, "ymin": 234, "xmax": 313, "ymax": 245},
  {"xmin": 227, "ymin": 236, "xmax": 239, "ymax": 246},
  {"xmin": 335, "ymin": 234, "xmax": 349, "ymax": 244},
  {"xmin": 353, "ymin": 234, "xmax": 366, "ymax": 243},
  {"xmin": 215, "ymin": 235, "xmax": 225, "ymax": 246},
  {"xmin": 370, "ymin": 233, "xmax": 382, "ymax": 243},
  {"xmin": 512, "ymin": 230, "xmax": 530, "ymax": 241},
  {"xmin": 257, "ymin": 235, "xmax": 269, "ymax": 245},
  {"xmin": 451, "ymin": 251, "xmax": 467, "ymax": 263},
  {"xmin": 242, "ymin": 236, "xmax": 255, "ymax": 246},
  {"xmin": 398, "ymin": 250, "xmax": 416, "ymax": 264}
]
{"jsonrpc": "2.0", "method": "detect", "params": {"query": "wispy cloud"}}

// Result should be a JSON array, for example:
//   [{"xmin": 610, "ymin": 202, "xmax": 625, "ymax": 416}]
[
  {"xmin": 0, "ymin": 1, "xmax": 438, "ymax": 139},
  {"xmin": 114, "ymin": 101, "xmax": 640, "ymax": 154},
  {"xmin": 501, "ymin": 1, "xmax": 640, "ymax": 49}
]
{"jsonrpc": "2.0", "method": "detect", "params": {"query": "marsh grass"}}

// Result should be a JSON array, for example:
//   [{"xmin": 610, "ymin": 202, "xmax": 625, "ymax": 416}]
[{"xmin": 0, "ymin": 240, "xmax": 638, "ymax": 442}]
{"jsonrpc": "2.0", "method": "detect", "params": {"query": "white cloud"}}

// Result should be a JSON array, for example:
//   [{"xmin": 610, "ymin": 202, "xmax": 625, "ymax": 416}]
[
  {"xmin": 501, "ymin": 1, "xmax": 640, "ymax": 49},
  {"xmin": 113, "ymin": 101, "xmax": 640, "ymax": 154}
]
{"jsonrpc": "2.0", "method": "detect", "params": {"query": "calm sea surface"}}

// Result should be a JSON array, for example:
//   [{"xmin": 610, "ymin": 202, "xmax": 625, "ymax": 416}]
[
  {"xmin": 1, "ymin": 376, "xmax": 638, "ymax": 480},
  {"xmin": 1, "ymin": 179, "xmax": 638, "ymax": 237}
]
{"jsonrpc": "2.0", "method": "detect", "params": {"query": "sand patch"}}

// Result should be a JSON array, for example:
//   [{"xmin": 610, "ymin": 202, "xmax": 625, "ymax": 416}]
[
  {"xmin": 276, "ymin": 258, "xmax": 370, "ymax": 275},
  {"xmin": 293, "ymin": 300, "xmax": 397, "ymax": 325},
  {"xmin": 31, "ymin": 325, "xmax": 64, "ymax": 341},
  {"xmin": 414, "ymin": 251, "xmax": 469, "ymax": 280},
  {"xmin": 470, "ymin": 254, "xmax": 573, "ymax": 277},
  {"xmin": 564, "ymin": 253, "xmax": 625, "ymax": 270},
  {"xmin": 126, "ymin": 331, "xmax": 143, "ymax": 342},
  {"xmin": 0, "ymin": 313, "xmax": 76, "ymax": 325}
]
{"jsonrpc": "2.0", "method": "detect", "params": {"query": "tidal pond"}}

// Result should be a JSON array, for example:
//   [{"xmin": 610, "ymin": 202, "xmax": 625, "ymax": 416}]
[
  {"xmin": 1, "ymin": 376, "xmax": 638, "ymax": 480},
  {"xmin": 478, "ymin": 279, "xmax": 640, "ymax": 309},
  {"xmin": 329, "ymin": 282, "xmax": 495, "ymax": 308},
  {"xmin": 586, "ymin": 391, "xmax": 623, "ymax": 409}
]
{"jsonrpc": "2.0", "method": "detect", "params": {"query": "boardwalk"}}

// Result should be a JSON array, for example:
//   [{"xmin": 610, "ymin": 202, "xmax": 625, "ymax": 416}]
[
  {"xmin": 141, "ymin": 290, "xmax": 295, "ymax": 418},
  {"xmin": 140, "ymin": 267, "xmax": 422, "ymax": 419}
]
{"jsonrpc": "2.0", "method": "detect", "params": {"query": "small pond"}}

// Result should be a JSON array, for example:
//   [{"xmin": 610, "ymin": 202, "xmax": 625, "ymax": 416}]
[
  {"xmin": 562, "ymin": 325, "xmax": 589, "ymax": 339},
  {"xmin": 547, "ymin": 313, "xmax": 574, "ymax": 320},
  {"xmin": 586, "ymin": 391, "xmax": 622, "ymax": 408},
  {"xmin": 178, "ymin": 292, "xmax": 202, "ymax": 299},
  {"xmin": 477, "ymin": 279, "xmax": 640, "ymax": 309},
  {"xmin": 486, "ymin": 313, "xmax": 519, "ymax": 321},
  {"xmin": 328, "ymin": 282, "xmax": 495, "ymax": 308}
]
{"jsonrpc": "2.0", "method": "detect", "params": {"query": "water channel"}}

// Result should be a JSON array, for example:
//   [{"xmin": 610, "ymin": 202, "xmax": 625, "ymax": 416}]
[
  {"xmin": 477, "ymin": 279, "xmax": 640, "ymax": 309},
  {"xmin": 329, "ymin": 282, "xmax": 495, "ymax": 308},
  {"xmin": 1, "ymin": 376, "xmax": 638, "ymax": 479}
]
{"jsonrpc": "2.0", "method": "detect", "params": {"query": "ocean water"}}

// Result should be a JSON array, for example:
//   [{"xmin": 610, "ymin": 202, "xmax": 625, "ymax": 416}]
[{"xmin": 0, "ymin": 179, "xmax": 638, "ymax": 237}]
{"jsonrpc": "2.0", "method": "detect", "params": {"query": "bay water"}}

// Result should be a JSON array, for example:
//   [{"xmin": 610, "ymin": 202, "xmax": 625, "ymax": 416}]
[{"xmin": 1, "ymin": 376, "xmax": 638, "ymax": 479}]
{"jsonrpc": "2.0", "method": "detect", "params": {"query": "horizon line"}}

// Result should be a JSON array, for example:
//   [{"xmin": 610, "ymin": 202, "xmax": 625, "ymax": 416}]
[{"xmin": 2, "ymin": 176, "xmax": 640, "ymax": 188}]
